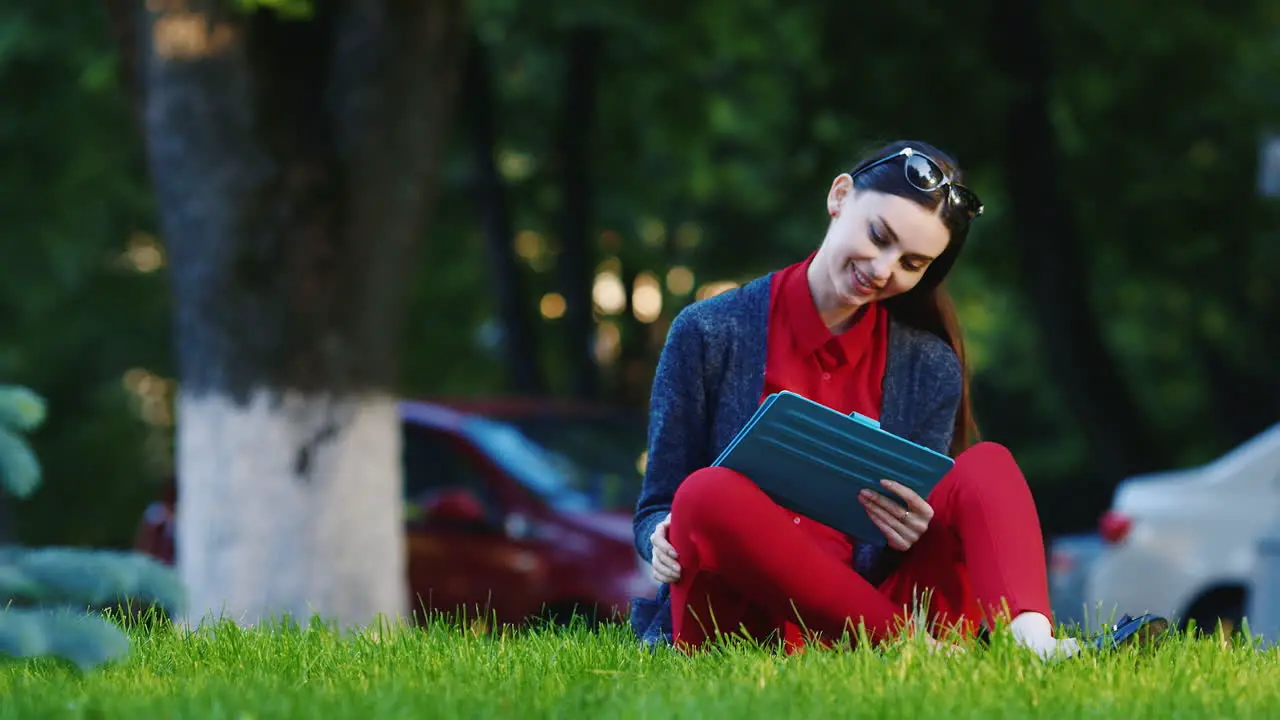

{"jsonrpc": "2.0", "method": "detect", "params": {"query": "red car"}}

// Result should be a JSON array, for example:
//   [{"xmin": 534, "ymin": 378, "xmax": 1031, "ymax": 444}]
[{"xmin": 133, "ymin": 397, "xmax": 659, "ymax": 627}]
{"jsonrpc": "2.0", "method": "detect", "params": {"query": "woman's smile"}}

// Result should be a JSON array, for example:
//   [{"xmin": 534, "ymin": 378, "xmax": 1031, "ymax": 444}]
[{"xmin": 851, "ymin": 265, "xmax": 879, "ymax": 297}]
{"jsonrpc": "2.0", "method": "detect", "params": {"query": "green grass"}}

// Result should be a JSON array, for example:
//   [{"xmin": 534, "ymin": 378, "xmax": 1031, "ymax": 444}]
[{"xmin": 1, "ymin": 614, "xmax": 1277, "ymax": 719}]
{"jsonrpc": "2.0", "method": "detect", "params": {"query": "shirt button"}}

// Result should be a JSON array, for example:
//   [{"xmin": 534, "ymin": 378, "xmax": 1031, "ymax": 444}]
[
  {"xmin": 822, "ymin": 372, "xmax": 831, "ymax": 381},
  {"xmin": 793, "ymin": 517, "xmax": 801, "ymax": 525}
]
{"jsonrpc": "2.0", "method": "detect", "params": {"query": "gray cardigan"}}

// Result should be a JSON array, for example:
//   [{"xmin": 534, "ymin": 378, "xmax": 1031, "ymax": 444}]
[{"xmin": 629, "ymin": 272, "xmax": 963, "ymax": 646}]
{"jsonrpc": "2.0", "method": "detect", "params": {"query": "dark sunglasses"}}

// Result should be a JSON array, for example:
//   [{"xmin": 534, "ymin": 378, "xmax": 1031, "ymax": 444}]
[{"xmin": 851, "ymin": 147, "xmax": 984, "ymax": 222}]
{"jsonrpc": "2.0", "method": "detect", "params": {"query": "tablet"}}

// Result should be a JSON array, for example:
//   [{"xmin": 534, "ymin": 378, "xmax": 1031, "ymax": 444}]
[{"xmin": 711, "ymin": 391, "xmax": 954, "ymax": 546}]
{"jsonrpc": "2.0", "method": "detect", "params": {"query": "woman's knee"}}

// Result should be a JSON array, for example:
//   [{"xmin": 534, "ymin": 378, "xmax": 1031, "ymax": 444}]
[
  {"xmin": 671, "ymin": 466, "xmax": 753, "ymax": 521},
  {"xmin": 955, "ymin": 441, "xmax": 1016, "ymax": 469},
  {"xmin": 950, "ymin": 441, "xmax": 1029, "ymax": 491}
]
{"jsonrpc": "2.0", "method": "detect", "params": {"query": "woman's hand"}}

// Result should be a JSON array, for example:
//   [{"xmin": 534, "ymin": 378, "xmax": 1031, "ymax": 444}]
[
  {"xmin": 858, "ymin": 479, "xmax": 934, "ymax": 551},
  {"xmin": 649, "ymin": 513, "xmax": 682, "ymax": 584}
]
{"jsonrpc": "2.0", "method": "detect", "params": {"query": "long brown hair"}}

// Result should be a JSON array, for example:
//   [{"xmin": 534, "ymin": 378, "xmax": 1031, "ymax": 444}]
[{"xmin": 847, "ymin": 140, "xmax": 981, "ymax": 456}]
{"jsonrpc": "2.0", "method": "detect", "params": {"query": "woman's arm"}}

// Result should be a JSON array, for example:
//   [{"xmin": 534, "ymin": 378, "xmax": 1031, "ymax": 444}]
[
  {"xmin": 861, "ymin": 342, "xmax": 963, "ymax": 582},
  {"xmin": 910, "ymin": 341, "xmax": 963, "ymax": 456},
  {"xmin": 633, "ymin": 308, "xmax": 709, "ymax": 563}
]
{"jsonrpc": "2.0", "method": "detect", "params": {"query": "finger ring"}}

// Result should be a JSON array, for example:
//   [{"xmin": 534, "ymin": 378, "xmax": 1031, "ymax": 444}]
[{"xmin": 902, "ymin": 510, "xmax": 911, "ymax": 521}]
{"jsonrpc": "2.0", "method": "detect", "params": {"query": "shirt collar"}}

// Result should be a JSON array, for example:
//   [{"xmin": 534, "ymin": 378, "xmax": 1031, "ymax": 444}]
[{"xmin": 781, "ymin": 251, "xmax": 838, "ymax": 356}]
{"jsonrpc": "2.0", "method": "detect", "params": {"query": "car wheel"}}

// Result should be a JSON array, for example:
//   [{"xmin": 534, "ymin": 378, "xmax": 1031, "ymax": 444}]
[{"xmin": 1187, "ymin": 597, "xmax": 1244, "ymax": 638}]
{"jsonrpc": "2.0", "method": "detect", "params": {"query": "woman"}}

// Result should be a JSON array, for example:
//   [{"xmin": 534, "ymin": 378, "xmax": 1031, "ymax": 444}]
[{"xmin": 629, "ymin": 140, "xmax": 1158, "ymax": 658}]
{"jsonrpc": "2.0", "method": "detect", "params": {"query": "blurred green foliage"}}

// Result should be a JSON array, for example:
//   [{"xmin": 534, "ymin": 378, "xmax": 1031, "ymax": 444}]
[
  {"xmin": 230, "ymin": 0, "xmax": 314, "ymax": 20},
  {"xmin": 0, "ymin": 2, "xmax": 167, "ymax": 549},
  {"xmin": 0, "ymin": 0, "xmax": 1275, "ymax": 551},
  {"xmin": 0, "ymin": 385, "xmax": 182, "ymax": 669},
  {"xmin": 0, "ymin": 385, "xmax": 46, "ymax": 499}
]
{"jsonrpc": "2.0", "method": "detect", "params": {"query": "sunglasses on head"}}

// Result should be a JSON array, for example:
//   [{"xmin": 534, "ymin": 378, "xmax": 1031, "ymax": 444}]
[{"xmin": 851, "ymin": 147, "xmax": 984, "ymax": 222}]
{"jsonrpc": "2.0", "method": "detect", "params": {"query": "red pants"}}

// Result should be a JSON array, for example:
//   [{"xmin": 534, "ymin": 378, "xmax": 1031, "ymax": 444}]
[{"xmin": 666, "ymin": 442, "xmax": 1052, "ymax": 650}]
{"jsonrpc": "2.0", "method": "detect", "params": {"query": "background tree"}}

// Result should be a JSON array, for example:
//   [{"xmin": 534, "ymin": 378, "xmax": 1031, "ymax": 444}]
[
  {"xmin": 134, "ymin": 0, "xmax": 467, "ymax": 629},
  {"xmin": 0, "ymin": 0, "xmax": 166, "ymax": 551}
]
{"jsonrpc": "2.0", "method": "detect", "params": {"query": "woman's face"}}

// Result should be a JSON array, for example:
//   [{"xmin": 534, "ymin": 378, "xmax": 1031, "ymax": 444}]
[{"xmin": 814, "ymin": 174, "xmax": 952, "ymax": 310}]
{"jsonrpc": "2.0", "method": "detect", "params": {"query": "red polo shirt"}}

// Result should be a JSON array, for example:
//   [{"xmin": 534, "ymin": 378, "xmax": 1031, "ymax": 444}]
[
  {"xmin": 763, "ymin": 253, "xmax": 890, "ymax": 419},
  {"xmin": 763, "ymin": 252, "xmax": 890, "ymax": 646}
]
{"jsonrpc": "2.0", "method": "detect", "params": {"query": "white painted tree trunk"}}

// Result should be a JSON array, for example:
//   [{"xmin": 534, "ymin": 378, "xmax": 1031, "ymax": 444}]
[
  {"xmin": 138, "ymin": 0, "xmax": 465, "ymax": 632},
  {"xmin": 174, "ymin": 389, "xmax": 406, "ymax": 630}
]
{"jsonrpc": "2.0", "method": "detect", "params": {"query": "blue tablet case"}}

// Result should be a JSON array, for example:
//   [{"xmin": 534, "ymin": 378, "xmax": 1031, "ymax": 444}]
[{"xmin": 711, "ymin": 391, "xmax": 954, "ymax": 547}]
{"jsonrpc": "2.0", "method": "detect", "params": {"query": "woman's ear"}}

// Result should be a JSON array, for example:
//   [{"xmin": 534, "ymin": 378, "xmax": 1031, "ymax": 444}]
[{"xmin": 827, "ymin": 173, "xmax": 854, "ymax": 217}]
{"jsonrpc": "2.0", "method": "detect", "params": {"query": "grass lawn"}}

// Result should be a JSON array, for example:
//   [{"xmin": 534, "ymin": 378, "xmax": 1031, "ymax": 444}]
[{"xmin": 0, "ymin": 615, "xmax": 1275, "ymax": 718}]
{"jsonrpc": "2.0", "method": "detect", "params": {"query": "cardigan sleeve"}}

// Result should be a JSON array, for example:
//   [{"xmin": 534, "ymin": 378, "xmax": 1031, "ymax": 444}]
[
  {"xmin": 632, "ymin": 306, "xmax": 710, "ymax": 563},
  {"xmin": 911, "ymin": 340, "xmax": 963, "ymax": 456}
]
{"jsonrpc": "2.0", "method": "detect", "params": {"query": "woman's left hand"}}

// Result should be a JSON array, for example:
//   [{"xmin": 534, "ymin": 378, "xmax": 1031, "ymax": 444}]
[{"xmin": 858, "ymin": 479, "xmax": 934, "ymax": 551}]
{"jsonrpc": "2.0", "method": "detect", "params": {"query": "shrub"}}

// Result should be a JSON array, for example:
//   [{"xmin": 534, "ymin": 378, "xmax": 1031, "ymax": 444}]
[{"xmin": 0, "ymin": 384, "xmax": 182, "ymax": 669}]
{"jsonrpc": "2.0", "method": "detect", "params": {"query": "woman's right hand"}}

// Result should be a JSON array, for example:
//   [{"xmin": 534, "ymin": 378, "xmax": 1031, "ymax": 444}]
[{"xmin": 649, "ymin": 513, "xmax": 682, "ymax": 584}]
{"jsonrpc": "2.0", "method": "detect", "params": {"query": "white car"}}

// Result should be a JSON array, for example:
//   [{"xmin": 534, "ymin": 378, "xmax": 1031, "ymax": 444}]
[
  {"xmin": 1082, "ymin": 422, "xmax": 1280, "ymax": 635},
  {"xmin": 1047, "ymin": 532, "xmax": 1104, "ymax": 629}
]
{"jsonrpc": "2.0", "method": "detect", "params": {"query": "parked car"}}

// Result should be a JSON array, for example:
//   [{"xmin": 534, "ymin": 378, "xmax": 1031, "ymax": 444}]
[
  {"xmin": 132, "ymin": 397, "xmax": 660, "ymax": 627},
  {"xmin": 1046, "ymin": 532, "xmax": 1105, "ymax": 632},
  {"xmin": 1083, "ymin": 422, "xmax": 1280, "ymax": 635}
]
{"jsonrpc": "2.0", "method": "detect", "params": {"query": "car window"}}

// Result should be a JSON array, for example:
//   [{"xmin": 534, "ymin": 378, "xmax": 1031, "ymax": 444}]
[
  {"xmin": 456, "ymin": 413, "xmax": 645, "ymax": 513},
  {"xmin": 502, "ymin": 416, "xmax": 646, "ymax": 510},
  {"xmin": 401, "ymin": 424, "xmax": 488, "ymax": 504}
]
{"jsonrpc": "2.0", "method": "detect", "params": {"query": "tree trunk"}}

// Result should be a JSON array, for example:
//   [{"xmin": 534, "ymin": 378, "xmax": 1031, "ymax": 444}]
[
  {"xmin": 462, "ymin": 33, "xmax": 545, "ymax": 396},
  {"xmin": 617, "ymin": 263, "xmax": 650, "ymax": 409},
  {"xmin": 103, "ymin": 0, "xmax": 144, "ymax": 134},
  {"xmin": 991, "ymin": 0, "xmax": 1165, "ymax": 487},
  {"xmin": 0, "ymin": 496, "xmax": 12, "ymax": 546},
  {"xmin": 1201, "ymin": 341, "xmax": 1280, "ymax": 447},
  {"xmin": 555, "ymin": 27, "xmax": 601, "ymax": 400},
  {"xmin": 139, "ymin": 0, "xmax": 466, "ymax": 630}
]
